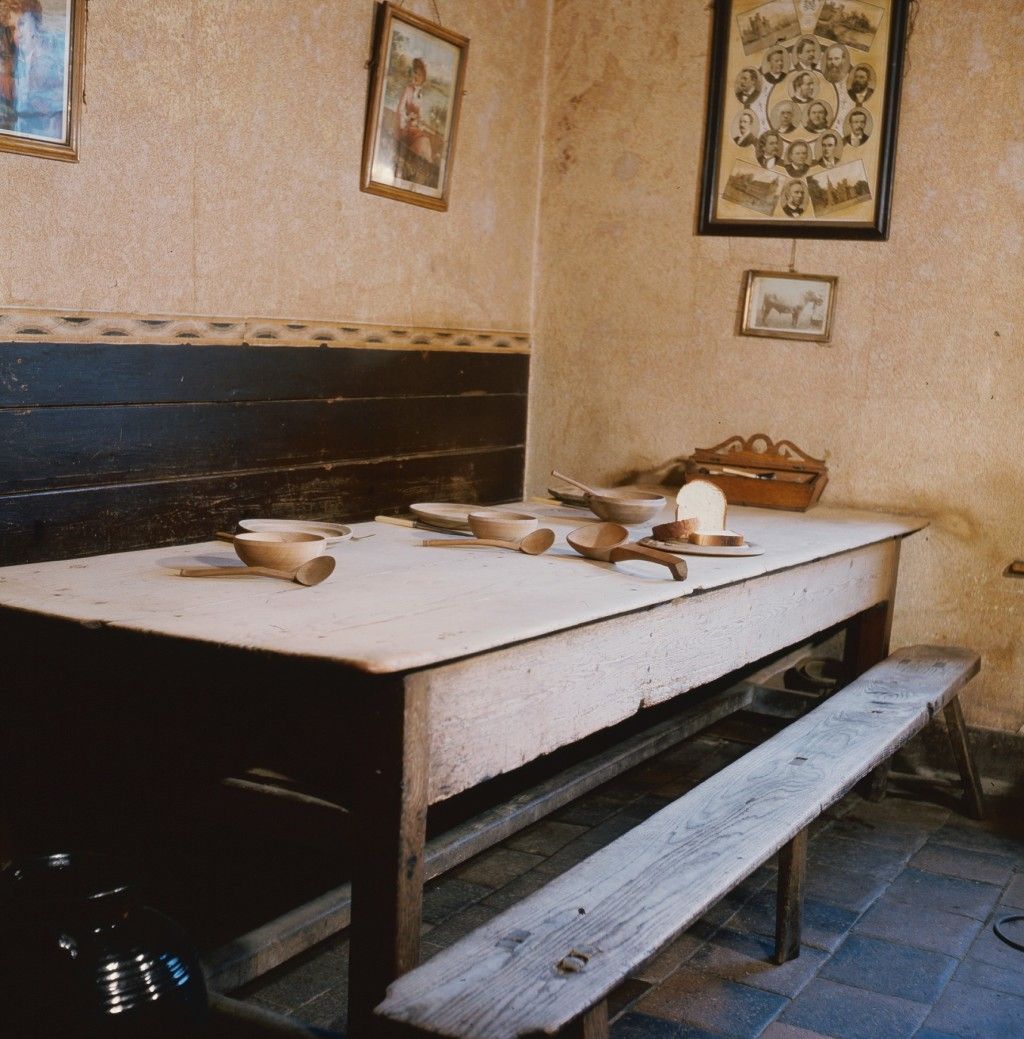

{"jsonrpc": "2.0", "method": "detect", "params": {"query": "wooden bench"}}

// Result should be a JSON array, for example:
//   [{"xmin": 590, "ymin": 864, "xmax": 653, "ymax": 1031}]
[{"xmin": 375, "ymin": 645, "xmax": 982, "ymax": 1039}]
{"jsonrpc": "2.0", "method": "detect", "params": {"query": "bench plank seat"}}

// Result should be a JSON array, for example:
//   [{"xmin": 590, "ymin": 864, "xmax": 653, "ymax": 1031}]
[{"xmin": 376, "ymin": 645, "xmax": 980, "ymax": 1039}]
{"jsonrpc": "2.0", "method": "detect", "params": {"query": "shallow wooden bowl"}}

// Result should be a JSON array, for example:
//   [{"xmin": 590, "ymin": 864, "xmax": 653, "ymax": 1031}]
[
  {"xmin": 587, "ymin": 492, "xmax": 665, "ymax": 526},
  {"xmin": 468, "ymin": 510, "xmax": 538, "ymax": 541},
  {"xmin": 232, "ymin": 531, "xmax": 327, "ymax": 569}
]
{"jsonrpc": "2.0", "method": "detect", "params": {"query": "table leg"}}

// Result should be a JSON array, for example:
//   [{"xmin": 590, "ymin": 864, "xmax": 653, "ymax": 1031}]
[
  {"xmin": 562, "ymin": 1001, "xmax": 609, "ymax": 1039},
  {"xmin": 347, "ymin": 678, "xmax": 429, "ymax": 1037},
  {"xmin": 842, "ymin": 600, "xmax": 894, "ymax": 681},
  {"xmin": 843, "ymin": 543, "xmax": 899, "ymax": 802}
]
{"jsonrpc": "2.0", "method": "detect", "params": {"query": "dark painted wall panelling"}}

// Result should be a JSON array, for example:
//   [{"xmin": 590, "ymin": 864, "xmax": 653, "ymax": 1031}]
[
  {"xmin": 0, "ymin": 343, "xmax": 528, "ymax": 563},
  {"xmin": 0, "ymin": 343, "xmax": 529, "ymax": 406}
]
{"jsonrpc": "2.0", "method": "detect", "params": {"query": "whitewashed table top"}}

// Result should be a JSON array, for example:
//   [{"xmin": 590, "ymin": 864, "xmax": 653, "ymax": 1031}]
[{"xmin": 0, "ymin": 503, "xmax": 925, "ymax": 675}]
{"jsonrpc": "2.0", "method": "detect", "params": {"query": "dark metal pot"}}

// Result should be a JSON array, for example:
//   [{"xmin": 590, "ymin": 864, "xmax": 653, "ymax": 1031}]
[{"xmin": 0, "ymin": 852, "xmax": 208, "ymax": 1038}]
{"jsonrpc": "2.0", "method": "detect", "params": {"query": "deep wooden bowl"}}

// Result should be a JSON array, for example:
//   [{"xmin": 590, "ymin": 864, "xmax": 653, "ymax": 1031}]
[
  {"xmin": 468, "ymin": 511, "xmax": 538, "ymax": 541},
  {"xmin": 232, "ymin": 531, "xmax": 327, "ymax": 569}
]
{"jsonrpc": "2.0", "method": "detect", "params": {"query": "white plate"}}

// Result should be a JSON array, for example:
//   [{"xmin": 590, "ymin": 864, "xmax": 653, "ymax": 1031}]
[
  {"xmin": 638, "ymin": 536, "xmax": 765, "ymax": 557},
  {"xmin": 546, "ymin": 486, "xmax": 589, "ymax": 508},
  {"xmin": 409, "ymin": 503, "xmax": 477, "ymax": 531},
  {"xmin": 238, "ymin": 518, "xmax": 352, "ymax": 544}
]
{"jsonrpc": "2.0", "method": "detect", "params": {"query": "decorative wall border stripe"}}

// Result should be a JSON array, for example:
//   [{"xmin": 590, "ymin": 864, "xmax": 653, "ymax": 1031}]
[{"xmin": 0, "ymin": 308, "xmax": 532, "ymax": 354}]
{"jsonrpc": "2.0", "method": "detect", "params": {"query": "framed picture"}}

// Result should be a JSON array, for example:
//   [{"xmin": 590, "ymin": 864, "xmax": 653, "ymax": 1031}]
[
  {"xmin": 0, "ymin": 0, "xmax": 86, "ymax": 162},
  {"xmin": 699, "ymin": 0, "xmax": 909, "ymax": 239},
  {"xmin": 740, "ymin": 269, "xmax": 838, "ymax": 341},
  {"xmin": 361, "ymin": 1, "xmax": 469, "ymax": 211}
]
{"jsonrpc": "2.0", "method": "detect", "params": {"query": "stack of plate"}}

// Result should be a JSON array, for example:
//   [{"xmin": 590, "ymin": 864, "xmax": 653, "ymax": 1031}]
[
  {"xmin": 546, "ymin": 486, "xmax": 589, "ymax": 508},
  {"xmin": 237, "ymin": 518, "xmax": 352, "ymax": 544},
  {"xmin": 408, "ymin": 503, "xmax": 476, "ymax": 533},
  {"xmin": 637, "ymin": 536, "xmax": 764, "ymax": 557}
]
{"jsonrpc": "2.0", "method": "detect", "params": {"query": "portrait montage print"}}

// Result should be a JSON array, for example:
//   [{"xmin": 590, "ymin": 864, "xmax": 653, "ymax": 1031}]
[{"xmin": 706, "ymin": 0, "xmax": 898, "ymax": 233}]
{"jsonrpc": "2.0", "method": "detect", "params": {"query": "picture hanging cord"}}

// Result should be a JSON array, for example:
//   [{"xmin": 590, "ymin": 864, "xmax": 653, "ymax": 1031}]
[
  {"xmin": 393, "ymin": 0, "xmax": 444, "ymax": 25},
  {"xmin": 904, "ymin": 0, "xmax": 920, "ymax": 74},
  {"xmin": 788, "ymin": 240, "xmax": 797, "ymax": 273}
]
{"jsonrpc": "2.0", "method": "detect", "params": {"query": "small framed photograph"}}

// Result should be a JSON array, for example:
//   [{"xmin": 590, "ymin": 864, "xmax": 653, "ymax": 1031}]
[
  {"xmin": 740, "ymin": 270, "xmax": 838, "ymax": 342},
  {"xmin": 699, "ymin": 0, "xmax": 909, "ymax": 239},
  {"xmin": 361, "ymin": 1, "xmax": 469, "ymax": 211},
  {"xmin": 0, "ymin": 0, "xmax": 87, "ymax": 162}
]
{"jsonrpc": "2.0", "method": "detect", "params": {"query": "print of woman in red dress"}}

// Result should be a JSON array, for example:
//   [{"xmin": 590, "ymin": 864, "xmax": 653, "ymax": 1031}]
[{"xmin": 396, "ymin": 57, "xmax": 433, "ymax": 164}]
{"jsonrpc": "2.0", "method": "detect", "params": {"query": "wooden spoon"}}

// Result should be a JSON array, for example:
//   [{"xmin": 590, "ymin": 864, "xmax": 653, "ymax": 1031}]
[
  {"xmin": 421, "ymin": 528, "xmax": 556, "ymax": 555},
  {"xmin": 567, "ymin": 522, "xmax": 687, "ymax": 581},
  {"xmin": 550, "ymin": 469, "xmax": 602, "ymax": 498},
  {"xmin": 178, "ymin": 556, "xmax": 336, "ymax": 586},
  {"xmin": 550, "ymin": 470, "xmax": 664, "ymax": 507}
]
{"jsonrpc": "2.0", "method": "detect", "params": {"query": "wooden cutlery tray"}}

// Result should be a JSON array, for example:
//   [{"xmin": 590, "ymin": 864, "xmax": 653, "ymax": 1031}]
[{"xmin": 682, "ymin": 433, "xmax": 828, "ymax": 512}]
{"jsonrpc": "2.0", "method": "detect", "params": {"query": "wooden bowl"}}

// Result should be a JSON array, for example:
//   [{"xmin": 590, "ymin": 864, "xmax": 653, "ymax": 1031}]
[
  {"xmin": 232, "ymin": 531, "xmax": 327, "ymax": 569},
  {"xmin": 468, "ymin": 510, "xmax": 538, "ymax": 541},
  {"xmin": 586, "ymin": 491, "xmax": 665, "ymax": 526}
]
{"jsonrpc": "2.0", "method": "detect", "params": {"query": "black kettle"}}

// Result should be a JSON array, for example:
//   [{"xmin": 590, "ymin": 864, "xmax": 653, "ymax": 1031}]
[{"xmin": 0, "ymin": 852, "xmax": 208, "ymax": 1038}]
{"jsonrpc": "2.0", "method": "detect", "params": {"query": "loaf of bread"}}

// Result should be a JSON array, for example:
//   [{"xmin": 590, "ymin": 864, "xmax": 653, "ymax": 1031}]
[{"xmin": 675, "ymin": 480, "xmax": 727, "ymax": 529}]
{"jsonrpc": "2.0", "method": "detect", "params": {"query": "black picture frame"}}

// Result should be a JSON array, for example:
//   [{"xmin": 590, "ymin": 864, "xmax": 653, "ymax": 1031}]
[{"xmin": 698, "ymin": 0, "xmax": 909, "ymax": 240}]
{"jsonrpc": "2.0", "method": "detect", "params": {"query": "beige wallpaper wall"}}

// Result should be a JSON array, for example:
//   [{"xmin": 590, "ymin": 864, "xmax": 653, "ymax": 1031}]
[
  {"xmin": 3, "ymin": 1, "xmax": 1021, "ymax": 735},
  {"xmin": 526, "ymin": 0, "xmax": 1024, "ymax": 734},
  {"xmin": 0, "ymin": 0, "xmax": 548, "ymax": 329}
]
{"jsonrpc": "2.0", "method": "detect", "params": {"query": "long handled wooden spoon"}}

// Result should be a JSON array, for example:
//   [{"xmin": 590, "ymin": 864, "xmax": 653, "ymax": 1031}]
[
  {"xmin": 550, "ymin": 470, "xmax": 602, "ymax": 498},
  {"xmin": 567, "ymin": 522, "xmax": 687, "ymax": 581},
  {"xmin": 178, "ymin": 556, "xmax": 336, "ymax": 586},
  {"xmin": 421, "ymin": 529, "xmax": 555, "ymax": 555}
]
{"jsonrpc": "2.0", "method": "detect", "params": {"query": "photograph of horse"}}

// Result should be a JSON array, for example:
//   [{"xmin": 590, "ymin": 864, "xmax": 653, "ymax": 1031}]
[
  {"xmin": 741, "ymin": 270, "xmax": 838, "ymax": 342},
  {"xmin": 758, "ymin": 288, "xmax": 825, "ymax": 329}
]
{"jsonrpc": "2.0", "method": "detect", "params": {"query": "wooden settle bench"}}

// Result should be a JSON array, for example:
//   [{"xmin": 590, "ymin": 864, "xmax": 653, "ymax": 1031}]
[{"xmin": 375, "ymin": 644, "xmax": 984, "ymax": 1039}]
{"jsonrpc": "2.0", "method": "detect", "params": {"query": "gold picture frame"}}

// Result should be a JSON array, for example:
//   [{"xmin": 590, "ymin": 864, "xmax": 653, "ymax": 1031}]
[
  {"xmin": 740, "ymin": 269, "xmax": 838, "ymax": 342},
  {"xmin": 361, "ymin": 1, "xmax": 469, "ymax": 211},
  {"xmin": 0, "ymin": 0, "xmax": 87, "ymax": 162}
]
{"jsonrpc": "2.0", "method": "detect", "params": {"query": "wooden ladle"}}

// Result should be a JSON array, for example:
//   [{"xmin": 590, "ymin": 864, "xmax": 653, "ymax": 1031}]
[
  {"xmin": 567, "ymin": 523, "xmax": 687, "ymax": 581},
  {"xmin": 178, "ymin": 555, "xmax": 336, "ymax": 586},
  {"xmin": 422, "ymin": 528, "xmax": 556, "ymax": 555}
]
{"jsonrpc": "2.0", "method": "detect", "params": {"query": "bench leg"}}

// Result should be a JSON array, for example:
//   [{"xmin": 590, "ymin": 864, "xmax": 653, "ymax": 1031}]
[
  {"xmin": 775, "ymin": 828, "xmax": 808, "ymax": 964},
  {"xmin": 561, "ymin": 1001, "xmax": 609, "ymax": 1039},
  {"xmin": 864, "ymin": 761, "xmax": 890, "ymax": 802},
  {"xmin": 943, "ymin": 696, "xmax": 986, "ymax": 820}
]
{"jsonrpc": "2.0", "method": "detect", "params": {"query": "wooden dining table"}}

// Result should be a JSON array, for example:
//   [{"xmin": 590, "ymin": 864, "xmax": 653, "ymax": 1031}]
[{"xmin": 0, "ymin": 500, "xmax": 925, "ymax": 1033}]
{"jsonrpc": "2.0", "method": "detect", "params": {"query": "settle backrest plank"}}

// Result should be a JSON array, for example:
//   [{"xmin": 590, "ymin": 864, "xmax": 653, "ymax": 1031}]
[
  {"xmin": 376, "ymin": 645, "xmax": 980, "ymax": 1039},
  {"xmin": 0, "ymin": 342, "xmax": 528, "ymax": 563}
]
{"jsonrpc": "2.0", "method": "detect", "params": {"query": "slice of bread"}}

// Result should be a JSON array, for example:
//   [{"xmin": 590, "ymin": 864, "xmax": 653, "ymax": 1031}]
[
  {"xmin": 651, "ymin": 518, "xmax": 698, "ymax": 543},
  {"xmin": 688, "ymin": 529, "xmax": 745, "ymax": 547},
  {"xmin": 675, "ymin": 479, "xmax": 727, "ymax": 529}
]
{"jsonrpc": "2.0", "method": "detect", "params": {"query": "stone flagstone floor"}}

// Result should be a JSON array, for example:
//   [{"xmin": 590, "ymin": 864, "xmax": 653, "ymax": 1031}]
[{"xmin": 232, "ymin": 726, "xmax": 1024, "ymax": 1039}]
